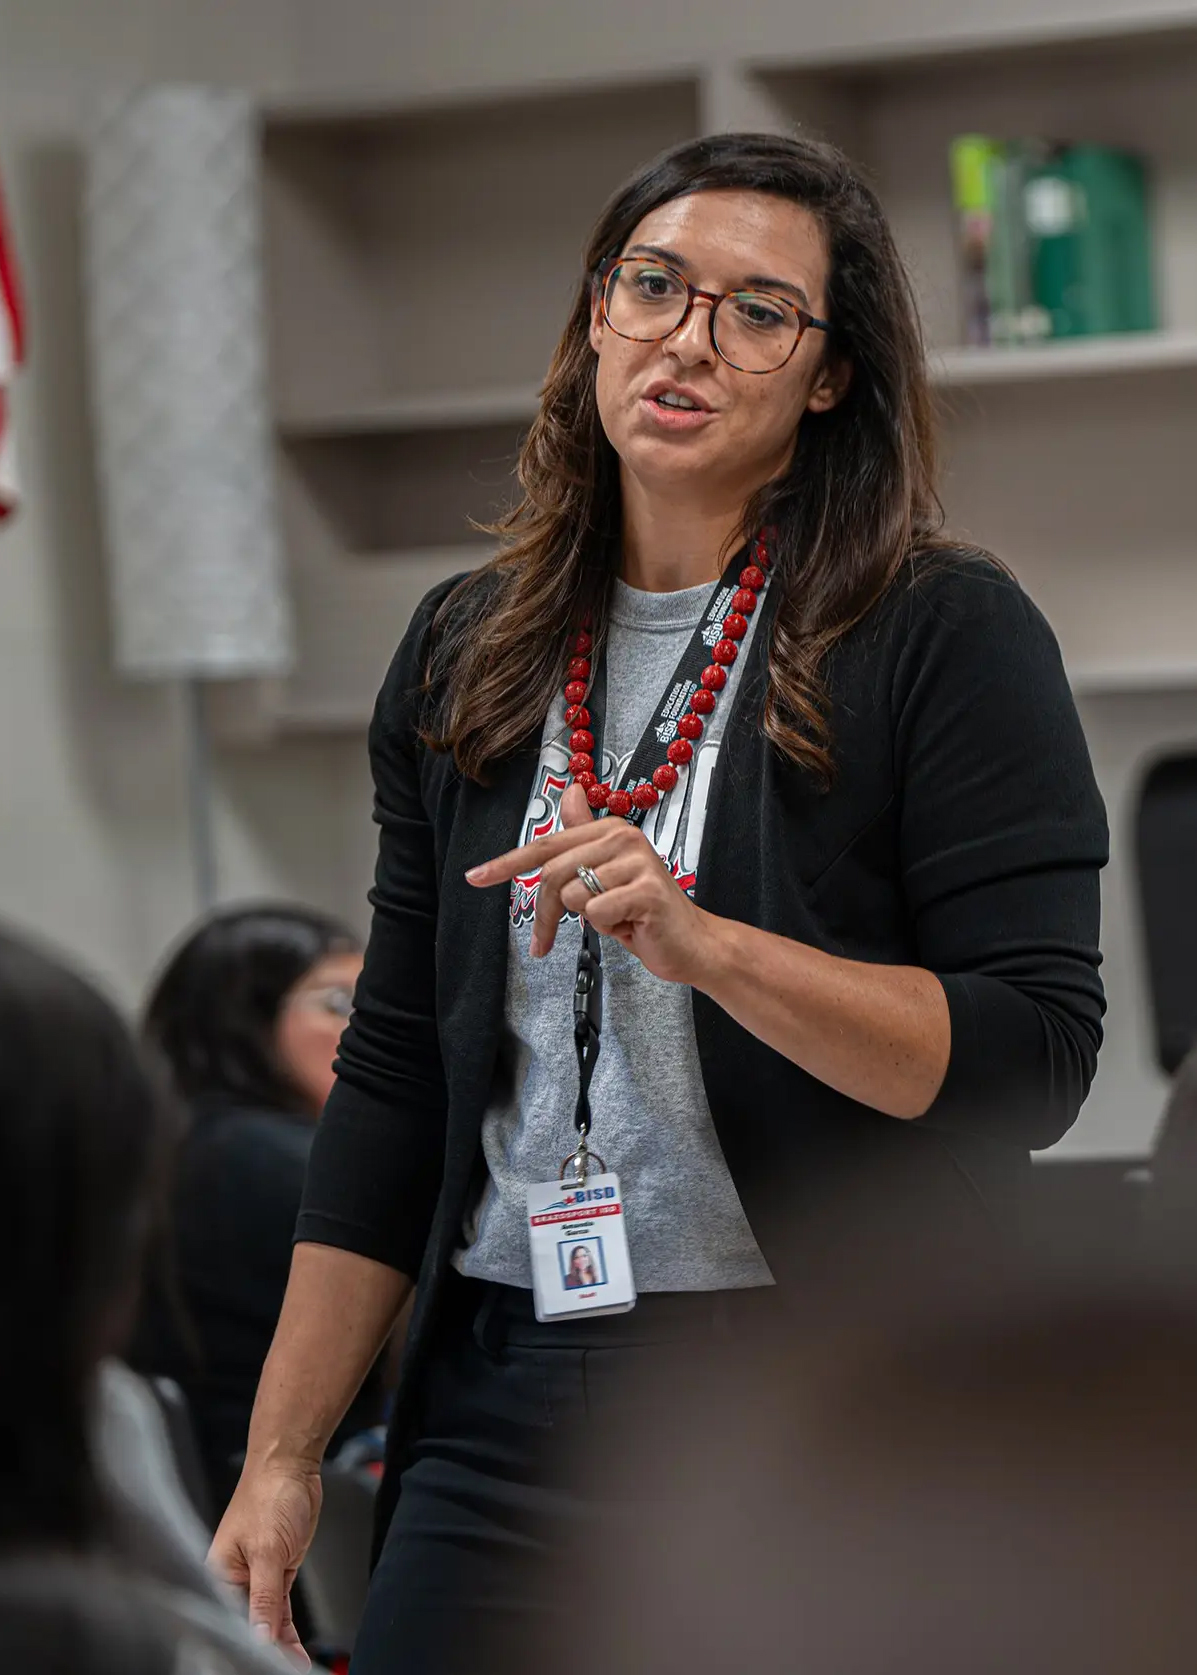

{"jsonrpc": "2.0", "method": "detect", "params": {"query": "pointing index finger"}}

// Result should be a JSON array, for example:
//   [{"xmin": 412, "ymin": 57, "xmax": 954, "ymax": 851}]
[{"xmin": 465, "ymin": 821, "xmax": 612, "ymax": 887}]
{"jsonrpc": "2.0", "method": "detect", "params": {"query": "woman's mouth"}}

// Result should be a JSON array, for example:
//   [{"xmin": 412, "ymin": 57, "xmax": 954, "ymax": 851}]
[{"xmin": 642, "ymin": 391, "xmax": 717, "ymax": 430}]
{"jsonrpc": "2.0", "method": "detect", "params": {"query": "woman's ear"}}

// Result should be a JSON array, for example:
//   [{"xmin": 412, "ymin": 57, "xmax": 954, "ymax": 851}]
[
  {"xmin": 588, "ymin": 278, "xmax": 605, "ymax": 356},
  {"xmin": 806, "ymin": 354, "xmax": 853, "ymax": 415}
]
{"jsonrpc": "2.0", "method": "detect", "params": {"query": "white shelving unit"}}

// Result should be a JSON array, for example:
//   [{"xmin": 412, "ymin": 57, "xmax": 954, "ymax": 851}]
[
  {"xmin": 276, "ymin": 384, "xmax": 545, "ymax": 440},
  {"xmin": 247, "ymin": 76, "xmax": 701, "ymax": 731},
  {"xmin": 221, "ymin": 20, "xmax": 1197, "ymax": 735},
  {"xmin": 708, "ymin": 30, "xmax": 1197, "ymax": 714},
  {"xmin": 932, "ymin": 330, "xmax": 1197, "ymax": 386}
]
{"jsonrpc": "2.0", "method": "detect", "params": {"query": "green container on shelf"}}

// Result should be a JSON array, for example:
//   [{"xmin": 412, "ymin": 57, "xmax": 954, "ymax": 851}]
[
  {"xmin": 1024, "ymin": 151, "xmax": 1079, "ymax": 337},
  {"xmin": 1024, "ymin": 144, "xmax": 1157, "ymax": 337},
  {"xmin": 1072, "ymin": 145, "xmax": 1156, "ymax": 334}
]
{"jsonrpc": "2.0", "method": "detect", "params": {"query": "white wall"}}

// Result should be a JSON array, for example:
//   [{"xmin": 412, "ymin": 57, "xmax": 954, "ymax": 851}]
[
  {"xmin": 0, "ymin": 1, "xmax": 367, "ymax": 1006},
  {"xmin": 0, "ymin": 0, "xmax": 1191, "ymax": 1152}
]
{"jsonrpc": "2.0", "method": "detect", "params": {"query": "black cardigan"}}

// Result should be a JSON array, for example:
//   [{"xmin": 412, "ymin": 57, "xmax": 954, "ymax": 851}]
[{"xmin": 297, "ymin": 554, "xmax": 1108, "ymax": 1528}]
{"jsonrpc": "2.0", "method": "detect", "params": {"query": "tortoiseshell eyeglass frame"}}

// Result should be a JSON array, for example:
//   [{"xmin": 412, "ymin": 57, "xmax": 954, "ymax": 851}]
[{"xmin": 595, "ymin": 253, "xmax": 832, "ymax": 375}]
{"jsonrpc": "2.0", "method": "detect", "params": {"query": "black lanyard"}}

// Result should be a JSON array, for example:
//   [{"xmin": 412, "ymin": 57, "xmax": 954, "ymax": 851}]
[
  {"xmin": 572, "ymin": 921, "xmax": 603, "ymax": 1143},
  {"xmin": 567, "ymin": 542, "xmax": 753, "ymax": 1145}
]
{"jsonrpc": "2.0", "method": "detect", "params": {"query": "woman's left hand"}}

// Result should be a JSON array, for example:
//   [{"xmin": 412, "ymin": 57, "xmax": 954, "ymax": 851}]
[{"xmin": 466, "ymin": 783, "xmax": 716, "ymax": 985}]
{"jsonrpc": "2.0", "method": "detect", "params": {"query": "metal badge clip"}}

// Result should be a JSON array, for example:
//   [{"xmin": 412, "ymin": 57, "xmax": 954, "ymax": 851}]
[{"xmin": 559, "ymin": 1135, "xmax": 607, "ymax": 1191}]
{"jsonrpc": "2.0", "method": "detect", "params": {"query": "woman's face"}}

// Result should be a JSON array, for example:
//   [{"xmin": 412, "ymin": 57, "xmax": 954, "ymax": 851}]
[
  {"xmin": 274, "ymin": 950, "xmax": 363, "ymax": 1117},
  {"xmin": 589, "ymin": 188, "xmax": 848, "ymax": 512}
]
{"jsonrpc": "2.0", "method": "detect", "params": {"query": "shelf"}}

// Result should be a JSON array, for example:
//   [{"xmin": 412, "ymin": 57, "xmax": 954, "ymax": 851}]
[
  {"xmin": 279, "ymin": 420, "xmax": 523, "ymax": 551},
  {"xmin": 276, "ymin": 335, "xmax": 1197, "ymax": 446},
  {"xmin": 208, "ymin": 546, "xmax": 487, "ymax": 741},
  {"xmin": 262, "ymin": 79, "xmax": 699, "ymax": 424},
  {"xmin": 931, "ymin": 332, "xmax": 1197, "ymax": 388},
  {"xmin": 281, "ymin": 544, "xmax": 485, "ymax": 732},
  {"xmin": 262, "ymin": 70, "xmax": 703, "ymax": 130},
  {"xmin": 277, "ymin": 384, "xmax": 543, "ymax": 440},
  {"xmin": 1069, "ymin": 661, "xmax": 1197, "ymax": 697},
  {"xmin": 749, "ymin": 14, "xmax": 1197, "ymax": 80}
]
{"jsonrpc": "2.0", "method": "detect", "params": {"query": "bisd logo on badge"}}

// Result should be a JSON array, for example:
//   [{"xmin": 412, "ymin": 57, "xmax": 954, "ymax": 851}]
[{"xmin": 543, "ymin": 1186, "xmax": 618, "ymax": 1212}]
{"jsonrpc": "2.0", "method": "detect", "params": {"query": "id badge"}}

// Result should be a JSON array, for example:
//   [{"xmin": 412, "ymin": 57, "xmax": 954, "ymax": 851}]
[{"xmin": 526, "ymin": 1172, "xmax": 637, "ymax": 1322}]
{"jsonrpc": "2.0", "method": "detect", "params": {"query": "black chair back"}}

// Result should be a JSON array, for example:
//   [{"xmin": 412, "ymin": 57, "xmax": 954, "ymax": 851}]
[{"xmin": 1136, "ymin": 752, "xmax": 1197, "ymax": 1073}]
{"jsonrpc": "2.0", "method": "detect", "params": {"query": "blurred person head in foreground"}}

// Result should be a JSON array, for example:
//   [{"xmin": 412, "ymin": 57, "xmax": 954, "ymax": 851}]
[
  {"xmin": 549, "ymin": 1274, "xmax": 1197, "ymax": 1675},
  {"xmin": 0, "ymin": 924, "xmax": 174, "ymax": 1552},
  {"xmin": 0, "ymin": 924, "xmax": 300, "ymax": 1675}
]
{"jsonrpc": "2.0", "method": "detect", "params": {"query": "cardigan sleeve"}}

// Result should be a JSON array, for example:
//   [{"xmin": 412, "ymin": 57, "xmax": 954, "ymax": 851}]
[
  {"xmin": 893, "ymin": 560, "xmax": 1109, "ymax": 1151},
  {"xmin": 295, "ymin": 580, "xmax": 464, "ymax": 1277}
]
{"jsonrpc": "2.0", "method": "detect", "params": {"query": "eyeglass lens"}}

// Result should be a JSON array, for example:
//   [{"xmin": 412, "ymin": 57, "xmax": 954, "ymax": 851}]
[
  {"xmin": 603, "ymin": 258, "xmax": 803, "ymax": 373},
  {"xmin": 300, "ymin": 984, "xmax": 355, "ymax": 1019}
]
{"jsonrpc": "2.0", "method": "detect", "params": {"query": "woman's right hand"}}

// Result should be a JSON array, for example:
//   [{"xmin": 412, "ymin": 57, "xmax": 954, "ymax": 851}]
[{"xmin": 209, "ymin": 1457, "xmax": 324, "ymax": 1670}]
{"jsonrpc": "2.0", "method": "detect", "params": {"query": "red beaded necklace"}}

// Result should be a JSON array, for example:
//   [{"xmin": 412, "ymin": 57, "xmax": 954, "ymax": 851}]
[{"xmin": 560, "ymin": 533, "xmax": 770, "ymax": 819}]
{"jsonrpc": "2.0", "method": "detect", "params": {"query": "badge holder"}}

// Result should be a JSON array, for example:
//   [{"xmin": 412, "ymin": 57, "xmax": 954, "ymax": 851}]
[{"xmin": 526, "ymin": 922, "xmax": 637, "ymax": 1321}]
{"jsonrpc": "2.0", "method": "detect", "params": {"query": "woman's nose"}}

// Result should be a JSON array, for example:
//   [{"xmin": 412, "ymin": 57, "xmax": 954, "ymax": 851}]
[{"xmin": 664, "ymin": 297, "xmax": 717, "ymax": 364}]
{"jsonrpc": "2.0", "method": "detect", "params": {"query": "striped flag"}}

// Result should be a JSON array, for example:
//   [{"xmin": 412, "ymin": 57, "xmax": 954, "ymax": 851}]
[{"xmin": 0, "ymin": 171, "xmax": 26, "ymax": 522}]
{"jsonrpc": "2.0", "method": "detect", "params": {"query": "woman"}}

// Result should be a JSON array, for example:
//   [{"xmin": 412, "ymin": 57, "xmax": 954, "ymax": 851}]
[
  {"xmin": 563, "ymin": 1247, "xmax": 599, "ymax": 1290},
  {"xmin": 0, "ymin": 925, "xmax": 291, "ymax": 1673},
  {"xmin": 212, "ymin": 133, "xmax": 1108, "ymax": 1672},
  {"xmin": 139, "ymin": 904, "xmax": 378, "ymax": 1518}
]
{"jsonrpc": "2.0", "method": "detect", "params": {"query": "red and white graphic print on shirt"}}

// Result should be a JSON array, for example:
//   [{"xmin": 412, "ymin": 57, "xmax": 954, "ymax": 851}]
[{"xmin": 509, "ymin": 730, "xmax": 720, "ymax": 929}]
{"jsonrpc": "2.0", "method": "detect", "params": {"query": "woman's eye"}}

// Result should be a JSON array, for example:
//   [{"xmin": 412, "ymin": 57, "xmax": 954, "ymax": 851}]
[
  {"xmin": 633, "ymin": 268, "xmax": 682, "ymax": 299},
  {"xmin": 734, "ymin": 295, "xmax": 788, "ymax": 330}
]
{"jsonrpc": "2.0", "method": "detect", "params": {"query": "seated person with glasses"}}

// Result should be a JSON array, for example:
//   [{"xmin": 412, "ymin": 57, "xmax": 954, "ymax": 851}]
[{"xmin": 136, "ymin": 904, "xmax": 382, "ymax": 1522}]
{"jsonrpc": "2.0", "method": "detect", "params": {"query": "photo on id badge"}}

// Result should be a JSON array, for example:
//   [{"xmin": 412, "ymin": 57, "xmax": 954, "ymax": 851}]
[{"xmin": 560, "ymin": 1239, "xmax": 607, "ymax": 1293}]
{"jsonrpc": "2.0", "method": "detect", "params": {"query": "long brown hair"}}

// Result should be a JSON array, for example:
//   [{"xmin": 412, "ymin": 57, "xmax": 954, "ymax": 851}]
[{"xmin": 424, "ymin": 131, "xmax": 957, "ymax": 785}]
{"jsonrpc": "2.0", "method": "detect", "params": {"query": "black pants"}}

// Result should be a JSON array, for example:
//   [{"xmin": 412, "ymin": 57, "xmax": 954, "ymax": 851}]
[{"xmin": 349, "ymin": 1273, "xmax": 779, "ymax": 1674}]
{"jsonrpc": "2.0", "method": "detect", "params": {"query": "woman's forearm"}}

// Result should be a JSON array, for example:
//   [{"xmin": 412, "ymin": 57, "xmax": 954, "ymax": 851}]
[
  {"xmin": 244, "ymin": 1242, "xmax": 412, "ymax": 1471},
  {"xmin": 693, "ymin": 913, "xmax": 950, "ymax": 1120}
]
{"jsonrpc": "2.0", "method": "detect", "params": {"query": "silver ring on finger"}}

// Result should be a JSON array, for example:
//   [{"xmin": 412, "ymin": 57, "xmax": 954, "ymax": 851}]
[{"xmin": 576, "ymin": 864, "xmax": 605, "ymax": 897}]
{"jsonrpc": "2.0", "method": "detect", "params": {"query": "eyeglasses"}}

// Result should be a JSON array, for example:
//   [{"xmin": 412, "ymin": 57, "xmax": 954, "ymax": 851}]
[
  {"xmin": 290, "ymin": 984, "xmax": 355, "ymax": 1020},
  {"xmin": 597, "ymin": 255, "xmax": 831, "ymax": 375}
]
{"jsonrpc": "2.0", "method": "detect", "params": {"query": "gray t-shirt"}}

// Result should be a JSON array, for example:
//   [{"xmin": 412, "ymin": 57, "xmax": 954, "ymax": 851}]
[{"xmin": 455, "ymin": 574, "xmax": 774, "ymax": 1292}]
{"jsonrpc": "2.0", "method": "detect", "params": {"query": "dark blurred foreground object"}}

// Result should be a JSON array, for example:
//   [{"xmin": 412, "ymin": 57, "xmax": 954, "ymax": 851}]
[
  {"xmin": 137, "ymin": 903, "xmax": 380, "ymax": 1517},
  {"xmin": 1019, "ymin": 1154, "xmax": 1152, "ymax": 1277},
  {"xmin": 0, "ymin": 923, "xmax": 296, "ymax": 1674},
  {"xmin": 0, "ymin": 924, "xmax": 176, "ymax": 1553},
  {"xmin": 529, "ymin": 1275, "xmax": 1197, "ymax": 1675}
]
